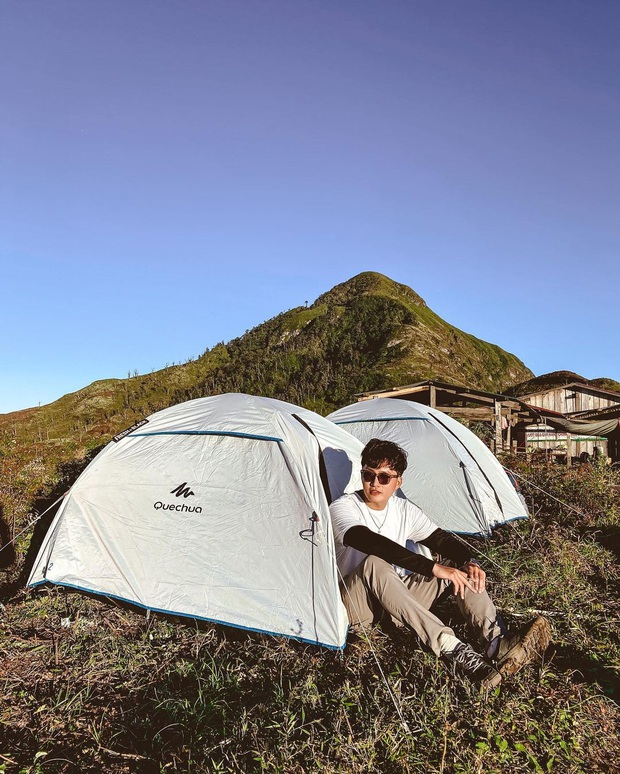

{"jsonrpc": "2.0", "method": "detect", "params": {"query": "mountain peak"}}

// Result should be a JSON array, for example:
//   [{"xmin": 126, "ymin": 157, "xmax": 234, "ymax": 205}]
[
  {"xmin": 506, "ymin": 370, "xmax": 620, "ymax": 397},
  {"xmin": 315, "ymin": 272, "xmax": 427, "ymax": 309}
]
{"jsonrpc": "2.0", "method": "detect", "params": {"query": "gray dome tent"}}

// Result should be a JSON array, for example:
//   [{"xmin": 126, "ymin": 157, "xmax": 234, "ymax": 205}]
[
  {"xmin": 28, "ymin": 394, "xmax": 365, "ymax": 649},
  {"xmin": 327, "ymin": 398, "xmax": 528, "ymax": 535}
]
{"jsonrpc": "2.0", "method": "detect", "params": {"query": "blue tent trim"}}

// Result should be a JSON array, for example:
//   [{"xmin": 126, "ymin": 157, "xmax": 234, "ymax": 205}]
[
  {"xmin": 29, "ymin": 578, "xmax": 347, "ymax": 651},
  {"xmin": 334, "ymin": 417, "xmax": 428, "ymax": 424},
  {"xmin": 129, "ymin": 430, "xmax": 283, "ymax": 442}
]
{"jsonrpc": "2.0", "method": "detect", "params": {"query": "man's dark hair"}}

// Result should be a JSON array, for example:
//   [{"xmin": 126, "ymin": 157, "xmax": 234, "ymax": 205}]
[{"xmin": 361, "ymin": 438, "xmax": 408, "ymax": 475}]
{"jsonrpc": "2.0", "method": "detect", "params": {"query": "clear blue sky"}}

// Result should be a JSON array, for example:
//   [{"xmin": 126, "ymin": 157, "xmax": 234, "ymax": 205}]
[{"xmin": 2, "ymin": 0, "xmax": 619, "ymax": 414}]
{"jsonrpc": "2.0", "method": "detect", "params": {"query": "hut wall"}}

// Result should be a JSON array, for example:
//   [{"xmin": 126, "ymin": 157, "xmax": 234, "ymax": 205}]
[{"xmin": 524, "ymin": 387, "xmax": 619, "ymax": 415}]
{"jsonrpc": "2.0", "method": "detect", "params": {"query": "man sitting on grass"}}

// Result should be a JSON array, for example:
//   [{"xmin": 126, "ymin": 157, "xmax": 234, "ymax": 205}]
[{"xmin": 329, "ymin": 438, "xmax": 550, "ymax": 688}]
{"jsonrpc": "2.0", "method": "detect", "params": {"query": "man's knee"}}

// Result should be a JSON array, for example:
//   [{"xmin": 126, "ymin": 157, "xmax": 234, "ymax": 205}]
[
  {"xmin": 361, "ymin": 554, "xmax": 395, "ymax": 579},
  {"xmin": 360, "ymin": 555, "xmax": 405, "ymax": 594}
]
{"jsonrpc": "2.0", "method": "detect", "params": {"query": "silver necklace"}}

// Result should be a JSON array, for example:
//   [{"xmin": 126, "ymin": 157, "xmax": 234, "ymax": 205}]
[{"xmin": 365, "ymin": 499, "xmax": 390, "ymax": 534}]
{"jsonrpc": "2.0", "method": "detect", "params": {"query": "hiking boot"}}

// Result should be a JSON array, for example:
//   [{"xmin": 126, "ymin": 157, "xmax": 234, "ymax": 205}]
[
  {"xmin": 443, "ymin": 642, "xmax": 502, "ymax": 689},
  {"xmin": 495, "ymin": 616, "xmax": 551, "ymax": 677}
]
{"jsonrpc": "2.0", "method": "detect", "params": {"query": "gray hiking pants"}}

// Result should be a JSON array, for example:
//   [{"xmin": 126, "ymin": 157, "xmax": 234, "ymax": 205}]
[{"xmin": 340, "ymin": 555, "xmax": 503, "ymax": 656}]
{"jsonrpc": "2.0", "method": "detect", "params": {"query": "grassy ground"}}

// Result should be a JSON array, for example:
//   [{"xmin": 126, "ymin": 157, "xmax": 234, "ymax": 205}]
[{"xmin": 1, "ymin": 461, "xmax": 619, "ymax": 773}]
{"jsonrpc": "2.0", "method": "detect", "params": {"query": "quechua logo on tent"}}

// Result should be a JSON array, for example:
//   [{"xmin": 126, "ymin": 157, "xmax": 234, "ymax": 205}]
[
  {"xmin": 154, "ymin": 482, "xmax": 202, "ymax": 513},
  {"xmin": 170, "ymin": 482, "xmax": 195, "ymax": 498}
]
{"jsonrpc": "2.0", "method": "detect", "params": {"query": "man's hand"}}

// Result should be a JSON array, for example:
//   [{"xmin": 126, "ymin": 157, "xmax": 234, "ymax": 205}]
[
  {"xmin": 461, "ymin": 560, "xmax": 486, "ymax": 593},
  {"xmin": 432, "ymin": 563, "xmax": 477, "ymax": 599}
]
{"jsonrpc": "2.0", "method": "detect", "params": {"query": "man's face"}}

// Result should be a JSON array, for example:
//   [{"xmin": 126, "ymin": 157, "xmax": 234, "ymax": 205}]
[{"xmin": 361, "ymin": 459, "xmax": 402, "ymax": 511}]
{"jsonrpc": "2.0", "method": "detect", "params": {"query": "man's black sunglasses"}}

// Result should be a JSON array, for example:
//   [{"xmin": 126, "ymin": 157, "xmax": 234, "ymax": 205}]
[{"xmin": 361, "ymin": 468, "xmax": 400, "ymax": 485}]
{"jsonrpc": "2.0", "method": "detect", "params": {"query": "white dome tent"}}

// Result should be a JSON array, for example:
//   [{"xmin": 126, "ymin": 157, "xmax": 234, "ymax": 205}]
[
  {"xmin": 28, "ymin": 394, "xmax": 365, "ymax": 649},
  {"xmin": 327, "ymin": 398, "xmax": 528, "ymax": 536}
]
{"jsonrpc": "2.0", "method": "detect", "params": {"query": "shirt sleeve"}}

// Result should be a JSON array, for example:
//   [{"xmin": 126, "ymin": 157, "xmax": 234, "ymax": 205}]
[
  {"xmin": 329, "ymin": 495, "xmax": 365, "ymax": 544},
  {"xmin": 402, "ymin": 498, "xmax": 438, "ymax": 543}
]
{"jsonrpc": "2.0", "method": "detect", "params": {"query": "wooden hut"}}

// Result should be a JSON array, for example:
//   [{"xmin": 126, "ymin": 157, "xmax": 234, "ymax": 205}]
[
  {"xmin": 354, "ymin": 380, "xmax": 532, "ymax": 454},
  {"xmin": 355, "ymin": 379, "xmax": 620, "ymax": 463}
]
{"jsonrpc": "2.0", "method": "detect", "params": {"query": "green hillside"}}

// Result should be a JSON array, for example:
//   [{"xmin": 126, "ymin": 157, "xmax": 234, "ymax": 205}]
[
  {"xmin": 189, "ymin": 271, "xmax": 531, "ymax": 409},
  {"xmin": 1, "ymin": 271, "xmax": 533, "ymax": 445}
]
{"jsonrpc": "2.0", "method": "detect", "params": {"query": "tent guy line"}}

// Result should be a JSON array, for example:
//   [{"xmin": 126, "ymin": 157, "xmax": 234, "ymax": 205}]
[
  {"xmin": 337, "ymin": 562, "xmax": 414, "ymax": 736},
  {"xmin": 0, "ymin": 492, "xmax": 68, "ymax": 558},
  {"xmin": 507, "ymin": 468, "xmax": 592, "ymax": 520}
]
